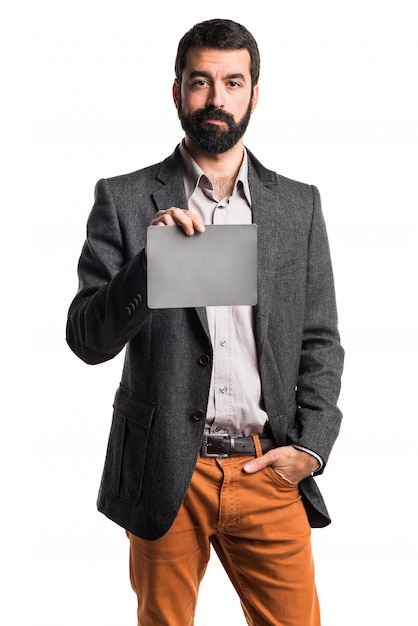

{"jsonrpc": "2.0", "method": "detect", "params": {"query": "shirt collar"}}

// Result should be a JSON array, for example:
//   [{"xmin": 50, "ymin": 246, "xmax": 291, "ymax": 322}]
[{"xmin": 179, "ymin": 140, "xmax": 251, "ymax": 205}]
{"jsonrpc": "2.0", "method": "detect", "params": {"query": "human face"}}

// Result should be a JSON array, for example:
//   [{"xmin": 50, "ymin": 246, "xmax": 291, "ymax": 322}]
[{"xmin": 173, "ymin": 47, "xmax": 258, "ymax": 154}]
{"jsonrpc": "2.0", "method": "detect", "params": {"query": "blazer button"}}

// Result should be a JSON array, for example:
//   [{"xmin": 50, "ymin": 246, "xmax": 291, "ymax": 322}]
[
  {"xmin": 198, "ymin": 354, "xmax": 211, "ymax": 366},
  {"xmin": 192, "ymin": 410, "xmax": 205, "ymax": 421},
  {"xmin": 124, "ymin": 306, "xmax": 132, "ymax": 315}
]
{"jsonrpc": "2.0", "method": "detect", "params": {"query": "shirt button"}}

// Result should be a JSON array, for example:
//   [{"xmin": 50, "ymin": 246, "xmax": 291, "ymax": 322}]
[
  {"xmin": 219, "ymin": 386, "xmax": 227, "ymax": 394},
  {"xmin": 220, "ymin": 339, "xmax": 227, "ymax": 347}
]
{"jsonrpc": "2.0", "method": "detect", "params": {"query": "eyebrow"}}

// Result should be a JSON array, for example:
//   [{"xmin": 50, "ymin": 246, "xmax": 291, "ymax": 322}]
[{"xmin": 187, "ymin": 71, "xmax": 247, "ymax": 82}]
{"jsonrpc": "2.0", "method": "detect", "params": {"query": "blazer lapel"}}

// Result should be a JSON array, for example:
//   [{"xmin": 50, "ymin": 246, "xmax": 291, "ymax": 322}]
[
  {"xmin": 151, "ymin": 147, "xmax": 210, "ymax": 339},
  {"xmin": 248, "ymin": 154, "xmax": 291, "ymax": 405},
  {"xmin": 248, "ymin": 155, "xmax": 281, "ymax": 350},
  {"xmin": 152, "ymin": 148, "xmax": 188, "ymax": 213}
]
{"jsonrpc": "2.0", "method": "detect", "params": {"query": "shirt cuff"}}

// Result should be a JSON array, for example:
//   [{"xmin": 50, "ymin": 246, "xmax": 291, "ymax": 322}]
[{"xmin": 292, "ymin": 445, "xmax": 323, "ymax": 474}]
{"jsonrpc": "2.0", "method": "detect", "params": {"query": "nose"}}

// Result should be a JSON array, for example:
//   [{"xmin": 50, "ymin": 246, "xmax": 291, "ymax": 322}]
[{"xmin": 206, "ymin": 82, "xmax": 224, "ymax": 109}]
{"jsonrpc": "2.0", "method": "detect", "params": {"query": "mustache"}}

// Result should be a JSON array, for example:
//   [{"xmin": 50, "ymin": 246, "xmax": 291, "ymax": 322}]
[{"xmin": 192, "ymin": 107, "xmax": 235, "ymax": 126}]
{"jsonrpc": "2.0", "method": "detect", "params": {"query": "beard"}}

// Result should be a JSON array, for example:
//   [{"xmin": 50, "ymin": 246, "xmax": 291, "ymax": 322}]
[{"xmin": 177, "ymin": 99, "xmax": 253, "ymax": 154}]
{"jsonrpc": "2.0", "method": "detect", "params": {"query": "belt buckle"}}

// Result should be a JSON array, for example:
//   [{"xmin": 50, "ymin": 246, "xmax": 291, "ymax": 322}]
[{"xmin": 201, "ymin": 434, "xmax": 234, "ymax": 458}]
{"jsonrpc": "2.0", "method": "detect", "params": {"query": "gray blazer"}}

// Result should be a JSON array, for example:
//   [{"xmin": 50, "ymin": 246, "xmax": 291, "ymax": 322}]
[{"xmin": 66, "ymin": 146, "xmax": 344, "ymax": 540}]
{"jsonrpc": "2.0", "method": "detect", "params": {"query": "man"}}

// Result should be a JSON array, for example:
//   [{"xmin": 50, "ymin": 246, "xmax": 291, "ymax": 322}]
[{"xmin": 67, "ymin": 18, "xmax": 344, "ymax": 626}]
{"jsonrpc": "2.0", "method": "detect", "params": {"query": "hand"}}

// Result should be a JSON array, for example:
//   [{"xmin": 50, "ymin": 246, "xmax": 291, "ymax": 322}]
[
  {"xmin": 243, "ymin": 445, "xmax": 320, "ymax": 484},
  {"xmin": 151, "ymin": 208, "xmax": 205, "ymax": 236}
]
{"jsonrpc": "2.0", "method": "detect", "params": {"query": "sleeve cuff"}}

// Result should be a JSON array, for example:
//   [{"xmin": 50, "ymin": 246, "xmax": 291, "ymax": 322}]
[{"xmin": 292, "ymin": 445, "xmax": 324, "ymax": 475}]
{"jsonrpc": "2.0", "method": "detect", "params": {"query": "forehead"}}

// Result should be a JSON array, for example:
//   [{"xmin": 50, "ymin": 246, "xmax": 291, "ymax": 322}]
[{"xmin": 182, "ymin": 47, "xmax": 252, "ymax": 78}]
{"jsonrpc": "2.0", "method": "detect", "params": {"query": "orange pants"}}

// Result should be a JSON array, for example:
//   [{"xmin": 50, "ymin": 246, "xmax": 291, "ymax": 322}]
[{"xmin": 127, "ymin": 438, "xmax": 320, "ymax": 625}]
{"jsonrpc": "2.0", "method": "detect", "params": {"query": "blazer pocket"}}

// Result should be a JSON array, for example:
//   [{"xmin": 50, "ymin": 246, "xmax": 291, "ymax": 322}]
[
  {"xmin": 101, "ymin": 384, "xmax": 156, "ymax": 504},
  {"xmin": 275, "ymin": 253, "xmax": 307, "ymax": 277},
  {"xmin": 268, "ymin": 403, "xmax": 297, "ymax": 446}
]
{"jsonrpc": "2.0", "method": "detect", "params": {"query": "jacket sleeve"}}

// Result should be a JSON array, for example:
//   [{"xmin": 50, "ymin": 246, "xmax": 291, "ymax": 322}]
[
  {"xmin": 66, "ymin": 178, "xmax": 152, "ymax": 365},
  {"xmin": 289, "ymin": 185, "xmax": 344, "ymax": 470}
]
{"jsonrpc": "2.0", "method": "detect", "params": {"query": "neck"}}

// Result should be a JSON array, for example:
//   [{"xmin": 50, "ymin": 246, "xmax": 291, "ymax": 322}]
[{"xmin": 184, "ymin": 137, "xmax": 245, "ymax": 183}]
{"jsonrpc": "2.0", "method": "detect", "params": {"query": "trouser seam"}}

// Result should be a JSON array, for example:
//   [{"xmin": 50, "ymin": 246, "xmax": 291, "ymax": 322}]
[{"xmin": 214, "ymin": 534, "xmax": 258, "ymax": 626}]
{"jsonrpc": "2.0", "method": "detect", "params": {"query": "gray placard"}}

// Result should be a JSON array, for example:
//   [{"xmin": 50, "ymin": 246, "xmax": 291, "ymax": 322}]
[{"xmin": 147, "ymin": 224, "xmax": 258, "ymax": 308}]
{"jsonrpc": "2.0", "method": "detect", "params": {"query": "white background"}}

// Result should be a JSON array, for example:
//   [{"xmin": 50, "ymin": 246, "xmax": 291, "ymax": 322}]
[{"xmin": 1, "ymin": 1, "xmax": 417, "ymax": 624}]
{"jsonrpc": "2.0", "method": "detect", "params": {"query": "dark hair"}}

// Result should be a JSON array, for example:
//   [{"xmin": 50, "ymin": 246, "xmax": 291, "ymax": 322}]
[{"xmin": 175, "ymin": 19, "xmax": 260, "ymax": 88}]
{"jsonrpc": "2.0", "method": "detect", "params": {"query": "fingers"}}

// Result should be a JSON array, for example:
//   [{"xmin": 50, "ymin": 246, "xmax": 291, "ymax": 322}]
[
  {"xmin": 243, "ymin": 445, "xmax": 316, "ymax": 484},
  {"xmin": 244, "ymin": 449, "xmax": 297, "ymax": 483},
  {"xmin": 243, "ymin": 449, "xmax": 276, "ymax": 474},
  {"xmin": 151, "ymin": 208, "xmax": 205, "ymax": 236}
]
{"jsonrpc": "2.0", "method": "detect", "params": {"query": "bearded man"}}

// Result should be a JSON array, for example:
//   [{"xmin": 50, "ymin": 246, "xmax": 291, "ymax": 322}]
[{"xmin": 66, "ymin": 18, "xmax": 344, "ymax": 626}]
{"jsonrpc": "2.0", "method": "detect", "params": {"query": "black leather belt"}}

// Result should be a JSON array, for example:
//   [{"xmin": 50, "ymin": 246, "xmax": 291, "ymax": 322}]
[{"xmin": 200, "ymin": 434, "xmax": 276, "ymax": 458}]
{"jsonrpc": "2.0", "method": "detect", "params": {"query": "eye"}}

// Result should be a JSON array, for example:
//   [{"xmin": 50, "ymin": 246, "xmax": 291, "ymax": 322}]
[
  {"xmin": 227, "ymin": 80, "xmax": 242, "ymax": 89},
  {"xmin": 192, "ymin": 79, "xmax": 209, "ymax": 88}
]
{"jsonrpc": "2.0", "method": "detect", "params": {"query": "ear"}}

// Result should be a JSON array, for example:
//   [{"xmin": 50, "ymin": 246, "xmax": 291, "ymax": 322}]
[
  {"xmin": 251, "ymin": 84, "xmax": 259, "ymax": 113},
  {"xmin": 172, "ymin": 80, "xmax": 180, "ymax": 109}
]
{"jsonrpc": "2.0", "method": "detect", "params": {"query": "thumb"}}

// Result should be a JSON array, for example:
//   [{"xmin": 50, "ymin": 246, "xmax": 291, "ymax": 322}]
[{"xmin": 243, "ymin": 452, "xmax": 273, "ymax": 474}]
